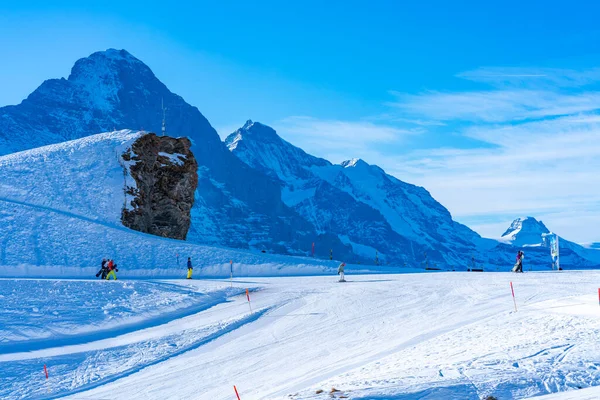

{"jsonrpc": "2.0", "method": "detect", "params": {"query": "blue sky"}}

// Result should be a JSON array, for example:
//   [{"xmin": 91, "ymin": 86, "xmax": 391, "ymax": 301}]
[{"xmin": 2, "ymin": 1, "xmax": 600, "ymax": 242}]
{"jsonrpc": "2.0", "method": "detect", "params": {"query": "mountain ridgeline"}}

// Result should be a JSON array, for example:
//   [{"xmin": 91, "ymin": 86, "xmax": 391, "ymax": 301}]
[{"xmin": 1, "ymin": 49, "xmax": 599, "ymax": 270}]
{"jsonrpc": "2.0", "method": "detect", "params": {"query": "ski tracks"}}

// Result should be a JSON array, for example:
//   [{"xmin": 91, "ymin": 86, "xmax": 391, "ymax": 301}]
[{"xmin": 0, "ymin": 283, "xmax": 279, "ymax": 400}]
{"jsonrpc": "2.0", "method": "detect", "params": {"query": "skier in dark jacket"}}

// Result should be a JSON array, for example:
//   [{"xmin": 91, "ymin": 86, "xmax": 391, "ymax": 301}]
[
  {"xmin": 186, "ymin": 257, "xmax": 193, "ymax": 279},
  {"xmin": 337, "ymin": 262, "xmax": 346, "ymax": 282},
  {"xmin": 513, "ymin": 251, "xmax": 524, "ymax": 273},
  {"xmin": 96, "ymin": 258, "xmax": 108, "ymax": 279}
]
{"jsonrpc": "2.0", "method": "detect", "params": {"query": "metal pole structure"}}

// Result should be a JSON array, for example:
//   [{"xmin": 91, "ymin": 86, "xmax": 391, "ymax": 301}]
[{"xmin": 556, "ymin": 235, "xmax": 560, "ymax": 271}]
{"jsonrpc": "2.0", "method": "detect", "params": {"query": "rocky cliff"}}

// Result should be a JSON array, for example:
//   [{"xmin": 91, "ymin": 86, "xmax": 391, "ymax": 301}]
[{"xmin": 121, "ymin": 133, "xmax": 198, "ymax": 240}]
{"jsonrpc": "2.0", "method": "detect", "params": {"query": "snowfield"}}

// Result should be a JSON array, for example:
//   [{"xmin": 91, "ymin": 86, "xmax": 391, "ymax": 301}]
[{"xmin": 1, "ymin": 271, "xmax": 600, "ymax": 399}]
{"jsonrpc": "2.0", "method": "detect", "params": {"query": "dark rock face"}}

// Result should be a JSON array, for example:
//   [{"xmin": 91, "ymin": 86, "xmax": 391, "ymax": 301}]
[{"xmin": 121, "ymin": 133, "xmax": 198, "ymax": 240}]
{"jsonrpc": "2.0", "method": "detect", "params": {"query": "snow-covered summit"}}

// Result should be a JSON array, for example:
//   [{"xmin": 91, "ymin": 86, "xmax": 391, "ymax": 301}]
[
  {"xmin": 500, "ymin": 217, "xmax": 551, "ymax": 246},
  {"xmin": 340, "ymin": 158, "xmax": 364, "ymax": 168},
  {"xmin": 224, "ymin": 120, "xmax": 330, "ymax": 184}
]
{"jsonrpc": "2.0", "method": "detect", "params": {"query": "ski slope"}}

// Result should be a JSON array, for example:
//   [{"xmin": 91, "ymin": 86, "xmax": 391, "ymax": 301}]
[{"xmin": 2, "ymin": 271, "xmax": 600, "ymax": 399}]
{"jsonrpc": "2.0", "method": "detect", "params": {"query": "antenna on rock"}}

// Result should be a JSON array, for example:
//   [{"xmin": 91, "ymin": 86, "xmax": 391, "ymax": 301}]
[{"xmin": 161, "ymin": 98, "xmax": 167, "ymax": 137}]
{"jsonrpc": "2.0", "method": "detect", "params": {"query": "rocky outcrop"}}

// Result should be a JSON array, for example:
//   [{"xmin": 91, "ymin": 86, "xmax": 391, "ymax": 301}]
[{"xmin": 121, "ymin": 133, "xmax": 198, "ymax": 240}]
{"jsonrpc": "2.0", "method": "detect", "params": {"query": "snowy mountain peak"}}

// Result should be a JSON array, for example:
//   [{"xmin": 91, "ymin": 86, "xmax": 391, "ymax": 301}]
[
  {"xmin": 502, "ymin": 217, "xmax": 549, "ymax": 237},
  {"xmin": 68, "ymin": 48, "xmax": 151, "ymax": 84},
  {"xmin": 500, "ymin": 217, "xmax": 551, "ymax": 246},
  {"xmin": 341, "ymin": 158, "xmax": 365, "ymax": 168},
  {"xmin": 224, "ymin": 121, "xmax": 331, "ymax": 183},
  {"xmin": 225, "ymin": 120, "xmax": 283, "ymax": 152},
  {"xmin": 236, "ymin": 120, "xmax": 281, "ymax": 143}
]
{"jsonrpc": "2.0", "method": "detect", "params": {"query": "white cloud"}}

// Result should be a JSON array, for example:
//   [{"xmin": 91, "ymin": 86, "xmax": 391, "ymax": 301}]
[
  {"xmin": 272, "ymin": 116, "xmax": 420, "ymax": 163},
  {"xmin": 458, "ymin": 67, "xmax": 600, "ymax": 88},
  {"xmin": 388, "ymin": 89, "xmax": 600, "ymax": 123}
]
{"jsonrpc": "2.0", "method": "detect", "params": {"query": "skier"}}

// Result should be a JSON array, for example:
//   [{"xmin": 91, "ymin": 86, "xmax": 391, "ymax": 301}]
[
  {"xmin": 186, "ymin": 257, "xmax": 193, "ymax": 279},
  {"xmin": 338, "ymin": 262, "xmax": 346, "ymax": 282},
  {"xmin": 105, "ymin": 259, "xmax": 118, "ymax": 280},
  {"xmin": 96, "ymin": 258, "xmax": 108, "ymax": 279},
  {"xmin": 512, "ymin": 251, "xmax": 524, "ymax": 273}
]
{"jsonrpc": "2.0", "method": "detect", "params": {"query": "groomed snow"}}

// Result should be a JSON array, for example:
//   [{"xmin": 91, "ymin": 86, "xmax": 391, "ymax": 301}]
[{"xmin": 2, "ymin": 271, "xmax": 600, "ymax": 399}]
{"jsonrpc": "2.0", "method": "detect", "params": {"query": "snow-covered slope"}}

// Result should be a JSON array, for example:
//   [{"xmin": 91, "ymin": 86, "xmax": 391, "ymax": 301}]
[
  {"xmin": 4, "ymin": 272, "xmax": 600, "ymax": 399},
  {"xmin": 0, "ymin": 49, "xmax": 349, "ymax": 258},
  {"xmin": 0, "ymin": 131, "xmax": 354, "ymax": 276}
]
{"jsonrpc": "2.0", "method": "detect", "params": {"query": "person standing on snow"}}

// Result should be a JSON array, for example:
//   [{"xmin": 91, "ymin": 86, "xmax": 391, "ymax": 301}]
[
  {"xmin": 338, "ymin": 262, "xmax": 346, "ymax": 282},
  {"xmin": 186, "ymin": 257, "xmax": 193, "ymax": 279},
  {"xmin": 513, "ymin": 251, "xmax": 524, "ymax": 273},
  {"xmin": 105, "ymin": 259, "xmax": 118, "ymax": 280},
  {"xmin": 96, "ymin": 258, "xmax": 108, "ymax": 279}
]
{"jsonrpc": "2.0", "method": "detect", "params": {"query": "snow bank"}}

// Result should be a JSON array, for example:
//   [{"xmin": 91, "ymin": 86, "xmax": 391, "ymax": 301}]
[{"xmin": 0, "ymin": 279, "xmax": 242, "ymax": 348}]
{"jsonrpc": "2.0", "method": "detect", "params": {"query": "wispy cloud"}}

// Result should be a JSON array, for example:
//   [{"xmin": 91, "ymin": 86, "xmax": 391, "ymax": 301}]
[
  {"xmin": 272, "ymin": 116, "xmax": 421, "ymax": 163},
  {"xmin": 458, "ymin": 67, "xmax": 600, "ymax": 88},
  {"xmin": 388, "ymin": 89, "xmax": 600, "ymax": 123},
  {"xmin": 390, "ymin": 78, "xmax": 600, "ymax": 241}
]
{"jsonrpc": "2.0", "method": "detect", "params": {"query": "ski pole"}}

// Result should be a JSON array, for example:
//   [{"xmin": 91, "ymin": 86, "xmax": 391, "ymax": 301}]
[{"xmin": 234, "ymin": 385, "xmax": 241, "ymax": 400}]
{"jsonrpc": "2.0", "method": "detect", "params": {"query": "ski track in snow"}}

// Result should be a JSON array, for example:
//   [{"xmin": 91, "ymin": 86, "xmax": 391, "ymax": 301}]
[{"xmin": 2, "ymin": 272, "xmax": 600, "ymax": 400}]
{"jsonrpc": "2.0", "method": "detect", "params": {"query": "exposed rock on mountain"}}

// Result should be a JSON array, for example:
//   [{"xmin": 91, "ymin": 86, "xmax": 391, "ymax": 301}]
[{"xmin": 121, "ymin": 133, "xmax": 198, "ymax": 240}]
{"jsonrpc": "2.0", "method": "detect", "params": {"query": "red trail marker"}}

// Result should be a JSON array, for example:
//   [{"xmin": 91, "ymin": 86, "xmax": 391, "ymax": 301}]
[
  {"xmin": 510, "ymin": 282, "xmax": 517, "ymax": 312},
  {"xmin": 234, "ymin": 385, "xmax": 241, "ymax": 400},
  {"xmin": 44, "ymin": 364, "xmax": 48, "ymax": 379},
  {"xmin": 245, "ymin": 289, "xmax": 253, "ymax": 313}
]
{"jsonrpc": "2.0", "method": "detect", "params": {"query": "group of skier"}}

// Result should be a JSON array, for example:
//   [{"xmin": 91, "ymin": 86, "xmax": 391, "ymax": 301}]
[
  {"xmin": 336, "ymin": 250, "xmax": 527, "ymax": 278},
  {"xmin": 96, "ymin": 258, "xmax": 118, "ymax": 280},
  {"xmin": 93, "ymin": 250, "xmax": 529, "ymax": 282}
]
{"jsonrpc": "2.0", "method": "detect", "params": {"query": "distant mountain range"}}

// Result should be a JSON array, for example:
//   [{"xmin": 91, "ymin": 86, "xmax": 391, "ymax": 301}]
[{"xmin": 1, "ymin": 49, "xmax": 598, "ymax": 270}]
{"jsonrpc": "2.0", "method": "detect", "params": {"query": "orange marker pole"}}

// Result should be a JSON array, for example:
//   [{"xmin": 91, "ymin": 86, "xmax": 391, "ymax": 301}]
[
  {"xmin": 234, "ymin": 385, "xmax": 241, "ymax": 400},
  {"xmin": 510, "ymin": 282, "xmax": 517, "ymax": 312},
  {"xmin": 44, "ymin": 364, "xmax": 48, "ymax": 379},
  {"xmin": 246, "ymin": 288, "xmax": 252, "ymax": 313},
  {"xmin": 230, "ymin": 260, "xmax": 233, "ymax": 287}
]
